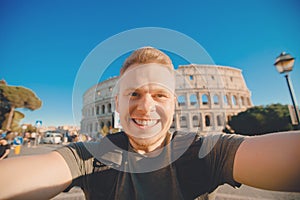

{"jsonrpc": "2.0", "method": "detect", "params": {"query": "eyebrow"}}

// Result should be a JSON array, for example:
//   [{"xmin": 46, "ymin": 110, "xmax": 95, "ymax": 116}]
[{"xmin": 123, "ymin": 86, "xmax": 173, "ymax": 94}]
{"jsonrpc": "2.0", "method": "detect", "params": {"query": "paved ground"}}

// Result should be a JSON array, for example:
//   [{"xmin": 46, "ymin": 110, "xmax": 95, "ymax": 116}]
[{"xmin": 8, "ymin": 144, "xmax": 300, "ymax": 200}]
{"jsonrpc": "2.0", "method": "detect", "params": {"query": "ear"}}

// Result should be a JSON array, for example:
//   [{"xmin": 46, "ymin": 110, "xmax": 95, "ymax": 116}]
[{"xmin": 115, "ymin": 95, "xmax": 119, "ymax": 113}]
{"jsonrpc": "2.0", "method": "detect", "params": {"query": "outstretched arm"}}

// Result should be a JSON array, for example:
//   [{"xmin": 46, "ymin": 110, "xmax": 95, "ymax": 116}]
[
  {"xmin": 233, "ymin": 131, "xmax": 300, "ymax": 192},
  {"xmin": 0, "ymin": 151, "xmax": 72, "ymax": 199}
]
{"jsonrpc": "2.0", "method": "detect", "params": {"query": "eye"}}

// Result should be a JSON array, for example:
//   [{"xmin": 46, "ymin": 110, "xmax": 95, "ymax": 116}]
[
  {"xmin": 130, "ymin": 91, "xmax": 139, "ymax": 97},
  {"xmin": 154, "ymin": 93, "xmax": 169, "ymax": 99},
  {"xmin": 157, "ymin": 94, "xmax": 166, "ymax": 98}
]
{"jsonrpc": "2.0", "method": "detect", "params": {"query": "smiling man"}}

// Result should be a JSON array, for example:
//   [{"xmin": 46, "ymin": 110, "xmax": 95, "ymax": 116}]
[
  {"xmin": 116, "ymin": 63, "xmax": 176, "ymax": 154},
  {"xmin": 0, "ymin": 47, "xmax": 299, "ymax": 200}
]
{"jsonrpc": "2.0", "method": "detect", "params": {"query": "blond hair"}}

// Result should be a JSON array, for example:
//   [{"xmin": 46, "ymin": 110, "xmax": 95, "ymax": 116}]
[{"xmin": 120, "ymin": 47, "xmax": 173, "ymax": 75}]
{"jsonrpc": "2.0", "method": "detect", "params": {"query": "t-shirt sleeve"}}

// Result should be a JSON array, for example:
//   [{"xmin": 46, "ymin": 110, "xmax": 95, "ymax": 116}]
[
  {"xmin": 199, "ymin": 133, "xmax": 245, "ymax": 190},
  {"xmin": 55, "ymin": 142, "xmax": 94, "ymax": 181}
]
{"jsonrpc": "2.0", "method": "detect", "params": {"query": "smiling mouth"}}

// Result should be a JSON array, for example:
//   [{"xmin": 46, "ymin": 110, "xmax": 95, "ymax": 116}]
[{"xmin": 132, "ymin": 118, "xmax": 159, "ymax": 127}]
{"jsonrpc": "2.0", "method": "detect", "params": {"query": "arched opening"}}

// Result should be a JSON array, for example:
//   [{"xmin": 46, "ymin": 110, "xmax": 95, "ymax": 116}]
[
  {"xmin": 180, "ymin": 116, "xmax": 188, "ymax": 128},
  {"xmin": 205, "ymin": 115, "xmax": 211, "ymax": 127},
  {"xmin": 232, "ymin": 95, "xmax": 237, "ymax": 106},
  {"xmin": 190, "ymin": 94, "xmax": 198, "ymax": 106},
  {"xmin": 178, "ymin": 95, "xmax": 186, "ymax": 107},
  {"xmin": 213, "ymin": 95, "xmax": 219, "ymax": 105},
  {"xmin": 202, "ymin": 94, "xmax": 209, "ymax": 105},
  {"xmin": 217, "ymin": 115, "xmax": 223, "ymax": 126},
  {"xmin": 223, "ymin": 95, "xmax": 228, "ymax": 105},
  {"xmin": 108, "ymin": 103, "xmax": 112, "ymax": 113},
  {"xmin": 192, "ymin": 115, "xmax": 200, "ymax": 127},
  {"xmin": 102, "ymin": 105, "xmax": 105, "ymax": 114}
]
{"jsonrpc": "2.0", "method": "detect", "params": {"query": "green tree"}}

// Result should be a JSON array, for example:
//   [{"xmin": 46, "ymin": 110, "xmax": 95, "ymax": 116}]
[
  {"xmin": 225, "ymin": 103, "xmax": 293, "ymax": 136},
  {"xmin": 0, "ymin": 81, "xmax": 42, "ymax": 130},
  {"xmin": 100, "ymin": 125, "xmax": 109, "ymax": 137}
]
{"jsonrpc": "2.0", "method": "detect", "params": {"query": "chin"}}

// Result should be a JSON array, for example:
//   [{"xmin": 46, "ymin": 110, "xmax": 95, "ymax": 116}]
[{"xmin": 126, "ymin": 130, "xmax": 167, "ymax": 147}]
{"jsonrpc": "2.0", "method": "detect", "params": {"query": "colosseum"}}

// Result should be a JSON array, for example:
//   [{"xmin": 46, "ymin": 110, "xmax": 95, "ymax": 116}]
[{"xmin": 81, "ymin": 64, "xmax": 253, "ymax": 138}]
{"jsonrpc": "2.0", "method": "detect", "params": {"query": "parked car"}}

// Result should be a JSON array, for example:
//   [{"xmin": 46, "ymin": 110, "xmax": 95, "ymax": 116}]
[{"xmin": 42, "ymin": 132, "xmax": 62, "ymax": 144}]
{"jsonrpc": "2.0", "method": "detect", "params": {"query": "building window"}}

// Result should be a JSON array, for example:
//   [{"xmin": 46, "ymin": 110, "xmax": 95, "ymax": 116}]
[
  {"xmin": 205, "ymin": 115, "xmax": 211, "ymax": 127},
  {"xmin": 102, "ymin": 105, "xmax": 105, "ymax": 114},
  {"xmin": 223, "ymin": 95, "xmax": 228, "ymax": 105},
  {"xmin": 89, "ymin": 123, "xmax": 93, "ymax": 132},
  {"xmin": 96, "ymin": 106, "xmax": 100, "ymax": 115},
  {"xmin": 108, "ymin": 103, "xmax": 112, "ymax": 113},
  {"xmin": 213, "ymin": 95, "xmax": 219, "ymax": 105},
  {"xmin": 217, "ymin": 115, "xmax": 223, "ymax": 126},
  {"xmin": 189, "ymin": 75, "xmax": 193, "ymax": 80},
  {"xmin": 192, "ymin": 115, "xmax": 200, "ymax": 127},
  {"xmin": 180, "ymin": 116, "xmax": 188, "ymax": 128},
  {"xmin": 190, "ymin": 94, "xmax": 198, "ymax": 106},
  {"xmin": 240, "ymin": 96, "xmax": 245, "ymax": 106},
  {"xmin": 202, "ymin": 94, "xmax": 209, "ymax": 105},
  {"xmin": 232, "ymin": 95, "xmax": 238, "ymax": 106},
  {"xmin": 178, "ymin": 95, "xmax": 186, "ymax": 107}
]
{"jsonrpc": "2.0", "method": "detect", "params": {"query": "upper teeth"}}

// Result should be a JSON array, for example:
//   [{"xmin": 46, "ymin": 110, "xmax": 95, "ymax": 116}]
[{"xmin": 134, "ymin": 119, "xmax": 157, "ymax": 126}]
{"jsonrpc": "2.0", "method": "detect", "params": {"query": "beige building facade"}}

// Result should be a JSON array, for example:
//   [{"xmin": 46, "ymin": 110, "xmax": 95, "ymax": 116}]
[{"xmin": 81, "ymin": 64, "xmax": 252, "ymax": 137}]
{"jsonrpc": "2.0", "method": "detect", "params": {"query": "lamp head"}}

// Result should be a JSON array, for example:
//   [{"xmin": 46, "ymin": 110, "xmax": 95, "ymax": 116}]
[{"xmin": 274, "ymin": 52, "xmax": 295, "ymax": 74}]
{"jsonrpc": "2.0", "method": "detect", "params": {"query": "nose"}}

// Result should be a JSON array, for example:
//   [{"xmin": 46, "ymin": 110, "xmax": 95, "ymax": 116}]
[{"xmin": 136, "ymin": 94, "xmax": 156, "ymax": 114}]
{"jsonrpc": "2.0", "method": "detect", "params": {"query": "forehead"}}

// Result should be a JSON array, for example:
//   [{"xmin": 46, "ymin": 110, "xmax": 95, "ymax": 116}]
[{"xmin": 118, "ymin": 64, "xmax": 175, "ymax": 92}]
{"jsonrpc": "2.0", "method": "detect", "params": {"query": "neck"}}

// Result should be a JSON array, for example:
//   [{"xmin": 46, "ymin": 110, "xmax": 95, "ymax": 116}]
[{"xmin": 128, "ymin": 132, "xmax": 171, "ymax": 155}]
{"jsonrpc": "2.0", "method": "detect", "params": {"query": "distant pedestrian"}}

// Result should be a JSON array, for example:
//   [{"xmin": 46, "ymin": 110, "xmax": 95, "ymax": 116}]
[
  {"xmin": 30, "ymin": 132, "xmax": 37, "ymax": 146},
  {"xmin": 0, "ymin": 136, "xmax": 10, "ymax": 160}
]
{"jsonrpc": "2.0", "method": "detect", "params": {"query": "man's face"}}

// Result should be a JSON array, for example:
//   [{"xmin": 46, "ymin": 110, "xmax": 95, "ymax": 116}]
[{"xmin": 116, "ymin": 64, "xmax": 176, "ymax": 142}]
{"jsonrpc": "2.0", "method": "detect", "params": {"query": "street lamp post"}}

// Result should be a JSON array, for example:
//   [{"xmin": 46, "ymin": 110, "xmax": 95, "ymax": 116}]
[{"xmin": 274, "ymin": 52, "xmax": 300, "ymax": 125}]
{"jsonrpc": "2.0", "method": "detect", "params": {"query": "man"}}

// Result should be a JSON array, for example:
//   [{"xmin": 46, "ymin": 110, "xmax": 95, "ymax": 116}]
[{"xmin": 0, "ymin": 47, "xmax": 299, "ymax": 199}]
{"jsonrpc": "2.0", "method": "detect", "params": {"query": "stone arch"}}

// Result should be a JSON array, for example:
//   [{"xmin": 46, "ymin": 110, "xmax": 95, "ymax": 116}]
[
  {"xmin": 205, "ymin": 115, "xmax": 211, "ymax": 127},
  {"xmin": 216, "ymin": 115, "xmax": 223, "ymax": 126},
  {"xmin": 190, "ymin": 94, "xmax": 198, "ymax": 106},
  {"xmin": 192, "ymin": 115, "xmax": 200, "ymax": 128},
  {"xmin": 202, "ymin": 94, "xmax": 209, "ymax": 105},
  {"xmin": 231, "ymin": 95, "xmax": 238, "ymax": 106},
  {"xmin": 180, "ymin": 116, "xmax": 188, "ymax": 128},
  {"xmin": 108, "ymin": 103, "xmax": 112, "ymax": 113},
  {"xmin": 223, "ymin": 95, "xmax": 229, "ymax": 106},
  {"xmin": 102, "ymin": 105, "xmax": 105, "ymax": 114},
  {"xmin": 213, "ymin": 94, "xmax": 219, "ymax": 105},
  {"xmin": 178, "ymin": 95, "xmax": 186, "ymax": 107}
]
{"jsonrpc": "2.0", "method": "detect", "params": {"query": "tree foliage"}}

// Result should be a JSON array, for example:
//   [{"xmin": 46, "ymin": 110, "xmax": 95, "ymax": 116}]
[
  {"xmin": 1, "ymin": 111, "xmax": 25, "ymax": 132},
  {"xmin": 0, "ymin": 81, "xmax": 42, "ymax": 130},
  {"xmin": 225, "ymin": 103, "xmax": 294, "ymax": 136}
]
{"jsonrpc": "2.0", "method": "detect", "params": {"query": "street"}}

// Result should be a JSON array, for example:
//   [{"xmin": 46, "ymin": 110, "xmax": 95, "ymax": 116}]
[{"xmin": 8, "ymin": 144, "xmax": 300, "ymax": 200}]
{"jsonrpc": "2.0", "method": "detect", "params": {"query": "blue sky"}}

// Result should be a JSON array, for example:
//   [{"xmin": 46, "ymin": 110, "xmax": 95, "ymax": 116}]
[{"xmin": 1, "ymin": 0, "xmax": 299, "ymax": 127}]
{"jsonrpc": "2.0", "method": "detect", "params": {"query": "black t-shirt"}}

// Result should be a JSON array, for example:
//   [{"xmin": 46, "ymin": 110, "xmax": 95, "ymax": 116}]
[{"xmin": 56, "ymin": 132, "xmax": 244, "ymax": 200}]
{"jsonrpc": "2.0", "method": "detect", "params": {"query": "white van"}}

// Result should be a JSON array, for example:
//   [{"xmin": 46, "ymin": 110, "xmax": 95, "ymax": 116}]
[{"xmin": 42, "ymin": 132, "xmax": 62, "ymax": 144}]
